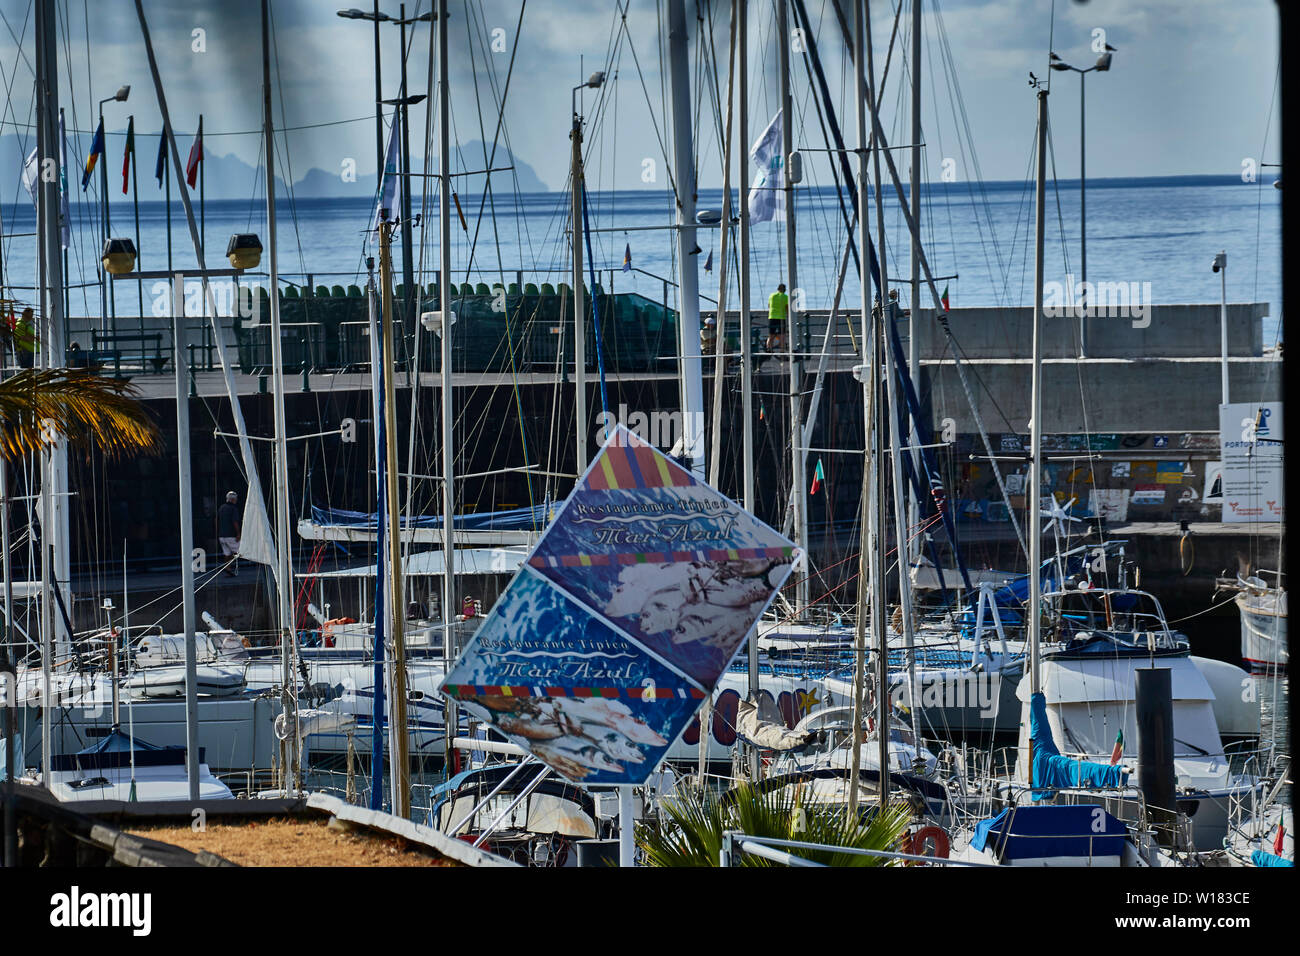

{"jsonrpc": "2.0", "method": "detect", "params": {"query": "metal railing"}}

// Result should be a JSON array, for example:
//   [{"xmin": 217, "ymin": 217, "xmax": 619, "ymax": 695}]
[{"xmin": 719, "ymin": 831, "xmax": 995, "ymax": 867}]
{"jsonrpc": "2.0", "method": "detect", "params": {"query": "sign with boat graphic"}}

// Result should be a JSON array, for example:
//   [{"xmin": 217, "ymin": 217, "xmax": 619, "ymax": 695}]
[{"xmin": 440, "ymin": 425, "xmax": 800, "ymax": 785}]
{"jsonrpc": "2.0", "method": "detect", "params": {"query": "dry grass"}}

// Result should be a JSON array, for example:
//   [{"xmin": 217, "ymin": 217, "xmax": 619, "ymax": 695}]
[{"xmin": 128, "ymin": 818, "xmax": 463, "ymax": 867}]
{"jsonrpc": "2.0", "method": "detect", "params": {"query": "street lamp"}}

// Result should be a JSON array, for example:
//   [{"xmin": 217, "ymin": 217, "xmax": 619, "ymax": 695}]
[
  {"xmin": 337, "ymin": 5, "xmax": 433, "ymax": 335},
  {"xmin": 108, "ymin": 236, "xmax": 255, "ymax": 797},
  {"xmin": 97, "ymin": 84, "xmax": 131, "ymax": 334},
  {"xmin": 569, "ymin": 69, "xmax": 605, "ymax": 470},
  {"xmin": 1050, "ymin": 46, "xmax": 1115, "ymax": 356}
]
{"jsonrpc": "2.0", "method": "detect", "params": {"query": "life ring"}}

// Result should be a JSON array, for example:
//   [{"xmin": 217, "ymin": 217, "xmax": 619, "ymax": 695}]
[{"xmin": 908, "ymin": 825, "xmax": 950, "ymax": 859}]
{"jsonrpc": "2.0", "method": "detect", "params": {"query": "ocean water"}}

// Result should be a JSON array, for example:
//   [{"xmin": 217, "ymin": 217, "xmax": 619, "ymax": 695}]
[{"xmin": 1, "ymin": 175, "xmax": 1282, "ymax": 345}]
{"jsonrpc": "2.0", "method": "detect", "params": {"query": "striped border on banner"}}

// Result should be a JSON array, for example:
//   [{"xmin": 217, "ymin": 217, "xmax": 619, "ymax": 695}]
[
  {"xmin": 445, "ymin": 684, "xmax": 706, "ymax": 701},
  {"xmin": 585, "ymin": 441, "xmax": 694, "ymax": 491}
]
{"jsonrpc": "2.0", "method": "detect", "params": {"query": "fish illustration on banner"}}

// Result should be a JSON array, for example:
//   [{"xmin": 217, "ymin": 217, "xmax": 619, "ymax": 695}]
[{"xmin": 441, "ymin": 425, "xmax": 799, "ymax": 785}]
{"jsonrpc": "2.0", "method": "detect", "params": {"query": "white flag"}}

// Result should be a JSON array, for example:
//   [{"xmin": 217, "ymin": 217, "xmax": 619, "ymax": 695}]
[
  {"xmin": 372, "ymin": 110, "xmax": 402, "ymax": 236},
  {"xmin": 21, "ymin": 148, "xmax": 39, "ymax": 208},
  {"xmin": 58, "ymin": 112, "xmax": 70, "ymax": 249},
  {"xmin": 748, "ymin": 110, "xmax": 784, "ymax": 224}
]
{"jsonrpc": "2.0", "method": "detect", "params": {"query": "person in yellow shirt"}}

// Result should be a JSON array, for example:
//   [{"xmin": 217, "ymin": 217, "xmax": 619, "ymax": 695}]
[{"xmin": 766, "ymin": 283, "xmax": 788, "ymax": 352}]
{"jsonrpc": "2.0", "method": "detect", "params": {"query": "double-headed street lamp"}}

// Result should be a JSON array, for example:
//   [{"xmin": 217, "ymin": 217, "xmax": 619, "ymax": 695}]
[
  {"xmin": 1051, "ymin": 46, "xmax": 1114, "ymax": 357},
  {"xmin": 337, "ymin": 5, "xmax": 432, "ymax": 335},
  {"xmin": 108, "ymin": 235, "xmax": 258, "ymax": 799}
]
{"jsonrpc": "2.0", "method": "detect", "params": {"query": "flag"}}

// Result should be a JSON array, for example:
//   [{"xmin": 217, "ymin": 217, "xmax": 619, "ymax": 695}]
[
  {"xmin": 748, "ymin": 110, "xmax": 784, "ymax": 224},
  {"xmin": 372, "ymin": 110, "xmax": 401, "ymax": 232},
  {"xmin": 703, "ymin": 248, "xmax": 713, "ymax": 273},
  {"xmin": 58, "ymin": 112, "xmax": 70, "ymax": 248},
  {"xmin": 622, "ymin": 242, "xmax": 632, "ymax": 272},
  {"xmin": 940, "ymin": 283, "xmax": 950, "ymax": 311},
  {"xmin": 21, "ymin": 147, "xmax": 38, "ymax": 208},
  {"xmin": 81, "ymin": 117, "xmax": 105, "ymax": 191},
  {"xmin": 810, "ymin": 458, "xmax": 825, "ymax": 496},
  {"xmin": 1275, "ymin": 813, "xmax": 1286, "ymax": 856},
  {"xmin": 154, "ymin": 128, "xmax": 167, "ymax": 187},
  {"xmin": 185, "ymin": 118, "xmax": 203, "ymax": 189},
  {"xmin": 758, "ymin": 399, "xmax": 766, "ymax": 422},
  {"xmin": 1109, "ymin": 728, "xmax": 1124, "ymax": 765},
  {"xmin": 121, "ymin": 116, "xmax": 135, "ymax": 194}
]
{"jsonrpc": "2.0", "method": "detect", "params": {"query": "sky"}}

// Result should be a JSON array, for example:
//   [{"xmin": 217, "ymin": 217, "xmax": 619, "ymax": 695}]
[{"xmin": 0, "ymin": 0, "xmax": 1283, "ymax": 195}]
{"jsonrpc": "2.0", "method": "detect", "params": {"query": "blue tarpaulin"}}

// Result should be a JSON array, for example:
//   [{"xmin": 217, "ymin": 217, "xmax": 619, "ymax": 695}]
[
  {"xmin": 972, "ymin": 804, "xmax": 1129, "ymax": 861},
  {"xmin": 1030, "ymin": 692, "xmax": 1129, "ymax": 800},
  {"xmin": 311, "ymin": 500, "xmax": 559, "ymax": 532},
  {"xmin": 1251, "ymin": 849, "xmax": 1293, "ymax": 867}
]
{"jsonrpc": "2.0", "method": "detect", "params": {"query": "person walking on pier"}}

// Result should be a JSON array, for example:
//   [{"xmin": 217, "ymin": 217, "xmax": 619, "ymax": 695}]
[
  {"xmin": 218, "ymin": 490, "xmax": 242, "ymax": 576},
  {"xmin": 766, "ymin": 283, "xmax": 789, "ymax": 354}
]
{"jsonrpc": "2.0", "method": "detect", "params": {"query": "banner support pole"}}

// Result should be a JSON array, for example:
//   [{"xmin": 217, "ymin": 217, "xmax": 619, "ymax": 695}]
[{"xmin": 619, "ymin": 785, "xmax": 635, "ymax": 867}]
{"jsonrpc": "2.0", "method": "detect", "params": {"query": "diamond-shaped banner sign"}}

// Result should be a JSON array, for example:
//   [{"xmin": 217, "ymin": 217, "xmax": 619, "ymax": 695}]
[{"xmin": 440, "ymin": 426, "xmax": 799, "ymax": 785}]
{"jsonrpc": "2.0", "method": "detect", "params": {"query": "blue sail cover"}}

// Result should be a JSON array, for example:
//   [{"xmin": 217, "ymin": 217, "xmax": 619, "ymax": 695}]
[
  {"xmin": 1030, "ymin": 692, "xmax": 1128, "ymax": 800},
  {"xmin": 311, "ymin": 500, "xmax": 560, "ymax": 533},
  {"xmin": 972, "ymin": 804, "xmax": 1128, "ymax": 861}
]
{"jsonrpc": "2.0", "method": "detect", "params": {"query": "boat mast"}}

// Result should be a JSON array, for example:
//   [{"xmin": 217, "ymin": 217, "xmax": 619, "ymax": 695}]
[
  {"xmin": 261, "ymin": 0, "xmax": 301, "ymax": 797},
  {"xmin": 907, "ymin": 0, "xmax": 922, "ymax": 564},
  {"xmin": 571, "ymin": 68, "xmax": 587, "ymax": 471},
  {"xmin": 737, "ymin": 0, "xmax": 760, "ymax": 783},
  {"xmin": 1028, "ymin": 83, "xmax": 1049, "ymax": 785},
  {"xmin": 666, "ymin": 0, "xmax": 706, "ymax": 480},
  {"xmin": 436, "ymin": 0, "xmax": 456, "ymax": 787},
  {"xmin": 379, "ymin": 216, "xmax": 411, "ymax": 814},
  {"xmin": 847, "ymin": 0, "xmax": 871, "ymax": 819},
  {"xmin": 707, "ymin": 0, "xmax": 736, "ymax": 487},
  {"xmin": 776, "ymin": 0, "xmax": 809, "ymax": 612},
  {"xmin": 864, "ymin": 0, "xmax": 892, "ymax": 810},
  {"xmin": 34, "ymin": 0, "xmax": 67, "ymax": 783}
]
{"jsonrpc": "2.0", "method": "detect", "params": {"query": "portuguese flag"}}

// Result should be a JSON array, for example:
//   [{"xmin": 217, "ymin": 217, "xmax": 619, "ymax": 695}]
[
  {"xmin": 1275, "ymin": 813, "xmax": 1287, "ymax": 856},
  {"xmin": 121, "ymin": 116, "xmax": 134, "ymax": 194},
  {"xmin": 810, "ymin": 458, "xmax": 825, "ymax": 496},
  {"xmin": 1109, "ymin": 728, "xmax": 1124, "ymax": 765},
  {"xmin": 940, "ymin": 284, "xmax": 950, "ymax": 311}
]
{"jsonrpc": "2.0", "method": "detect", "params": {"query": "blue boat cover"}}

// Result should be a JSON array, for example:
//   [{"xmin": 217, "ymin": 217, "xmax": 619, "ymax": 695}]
[
  {"xmin": 972, "ymin": 804, "xmax": 1129, "ymax": 861},
  {"xmin": 1251, "ymin": 849, "xmax": 1293, "ymax": 867},
  {"xmin": 1030, "ymin": 692, "xmax": 1128, "ymax": 799},
  {"xmin": 312, "ymin": 499, "xmax": 560, "ymax": 533}
]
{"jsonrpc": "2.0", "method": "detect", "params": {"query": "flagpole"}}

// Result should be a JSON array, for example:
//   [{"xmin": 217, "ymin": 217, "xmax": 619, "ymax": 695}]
[
  {"xmin": 164, "ymin": 133, "xmax": 173, "ymax": 276},
  {"xmin": 60, "ymin": 109, "xmax": 69, "ymax": 329},
  {"xmin": 129, "ymin": 116, "xmax": 143, "ymax": 341},
  {"xmin": 100, "ymin": 111, "xmax": 116, "ymax": 335},
  {"xmin": 198, "ymin": 115, "xmax": 204, "ymax": 263}
]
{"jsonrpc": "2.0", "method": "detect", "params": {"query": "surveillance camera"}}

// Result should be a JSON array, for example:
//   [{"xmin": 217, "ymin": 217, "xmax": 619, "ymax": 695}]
[{"xmin": 1211, "ymin": 252, "xmax": 1226, "ymax": 273}]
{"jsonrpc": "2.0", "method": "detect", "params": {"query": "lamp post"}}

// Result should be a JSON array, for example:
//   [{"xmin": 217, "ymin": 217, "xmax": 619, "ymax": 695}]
[
  {"xmin": 1213, "ymin": 251, "xmax": 1228, "ymax": 406},
  {"xmin": 338, "ymin": 6, "xmax": 431, "ymax": 343},
  {"xmin": 1050, "ymin": 47, "xmax": 1113, "ymax": 357},
  {"xmin": 111, "ymin": 239, "xmax": 254, "ymax": 800},
  {"xmin": 97, "ymin": 84, "xmax": 130, "ymax": 335},
  {"xmin": 570, "ymin": 70, "xmax": 606, "ymax": 473}
]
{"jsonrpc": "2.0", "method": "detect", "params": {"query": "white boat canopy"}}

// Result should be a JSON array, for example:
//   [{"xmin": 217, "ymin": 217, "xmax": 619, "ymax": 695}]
[{"xmin": 298, "ymin": 547, "xmax": 529, "ymax": 579}]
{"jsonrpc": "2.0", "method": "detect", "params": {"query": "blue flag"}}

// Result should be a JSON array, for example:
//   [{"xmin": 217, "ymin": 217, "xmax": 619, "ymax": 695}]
[
  {"xmin": 372, "ymin": 110, "xmax": 401, "ymax": 232},
  {"xmin": 622, "ymin": 242, "xmax": 631, "ymax": 273},
  {"xmin": 81, "ymin": 118, "xmax": 104, "ymax": 191}
]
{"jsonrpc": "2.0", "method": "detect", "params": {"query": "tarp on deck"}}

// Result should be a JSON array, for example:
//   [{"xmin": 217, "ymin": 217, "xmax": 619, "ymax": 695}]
[
  {"xmin": 1029, "ymin": 691, "xmax": 1128, "ymax": 799},
  {"xmin": 972, "ymin": 804, "xmax": 1128, "ymax": 861}
]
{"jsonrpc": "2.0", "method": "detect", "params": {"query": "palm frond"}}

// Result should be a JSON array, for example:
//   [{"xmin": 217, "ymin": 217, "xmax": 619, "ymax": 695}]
[
  {"xmin": 0, "ymin": 369, "xmax": 163, "ymax": 460},
  {"xmin": 636, "ymin": 780, "xmax": 914, "ymax": 867}
]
